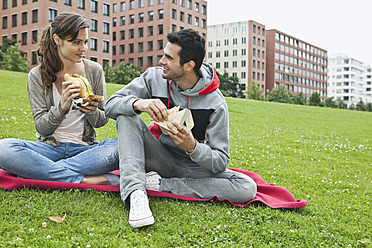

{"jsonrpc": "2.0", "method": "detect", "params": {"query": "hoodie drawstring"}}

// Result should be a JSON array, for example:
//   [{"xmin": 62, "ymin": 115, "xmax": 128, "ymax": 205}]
[{"xmin": 167, "ymin": 80, "xmax": 173, "ymax": 109}]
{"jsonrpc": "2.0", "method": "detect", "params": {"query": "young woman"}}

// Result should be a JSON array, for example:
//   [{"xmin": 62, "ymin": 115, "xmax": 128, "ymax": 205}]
[{"xmin": 0, "ymin": 12, "xmax": 119, "ymax": 185}]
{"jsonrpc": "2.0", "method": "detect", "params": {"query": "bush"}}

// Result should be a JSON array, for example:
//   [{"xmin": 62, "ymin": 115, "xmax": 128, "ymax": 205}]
[
  {"xmin": 246, "ymin": 81, "xmax": 264, "ymax": 100},
  {"xmin": 309, "ymin": 92, "xmax": 321, "ymax": 106},
  {"xmin": 267, "ymin": 85, "xmax": 293, "ymax": 103},
  {"xmin": 0, "ymin": 43, "xmax": 30, "ymax": 72},
  {"xmin": 104, "ymin": 62, "xmax": 141, "ymax": 85}
]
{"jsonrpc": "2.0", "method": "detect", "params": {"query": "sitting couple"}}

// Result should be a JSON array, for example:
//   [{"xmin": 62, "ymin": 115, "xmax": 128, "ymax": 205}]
[{"xmin": 0, "ymin": 13, "xmax": 257, "ymax": 228}]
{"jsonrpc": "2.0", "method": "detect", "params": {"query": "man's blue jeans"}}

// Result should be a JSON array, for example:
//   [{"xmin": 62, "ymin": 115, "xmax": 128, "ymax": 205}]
[{"xmin": 0, "ymin": 138, "xmax": 119, "ymax": 183}]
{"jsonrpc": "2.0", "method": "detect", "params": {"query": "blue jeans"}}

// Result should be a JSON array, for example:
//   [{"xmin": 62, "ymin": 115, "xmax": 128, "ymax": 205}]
[{"xmin": 0, "ymin": 138, "xmax": 119, "ymax": 183}]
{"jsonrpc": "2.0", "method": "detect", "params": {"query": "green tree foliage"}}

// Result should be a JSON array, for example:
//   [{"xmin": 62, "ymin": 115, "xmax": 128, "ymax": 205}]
[
  {"xmin": 246, "ymin": 81, "xmax": 263, "ymax": 100},
  {"xmin": 356, "ymin": 99, "xmax": 367, "ymax": 111},
  {"xmin": 0, "ymin": 37, "xmax": 19, "ymax": 62},
  {"xmin": 293, "ymin": 92, "xmax": 307, "ymax": 105},
  {"xmin": 337, "ymin": 100, "xmax": 348, "ymax": 109},
  {"xmin": 309, "ymin": 92, "xmax": 321, "ymax": 106},
  {"xmin": 104, "ymin": 61, "xmax": 141, "ymax": 85},
  {"xmin": 324, "ymin": 97, "xmax": 337, "ymax": 108},
  {"xmin": 366, "ymin": 102, "xmax": 372, "ymax": 112},
  {"xmin": 267, "ymin": 85, "xmax": 293, "ymax": 103},
  {"xmin": 0, "ymin": 43, "xmax": 30, "ymax": 72},
  {"xmin": 216, "ymin": 71, "xmax": 244, "ymax": 98}
]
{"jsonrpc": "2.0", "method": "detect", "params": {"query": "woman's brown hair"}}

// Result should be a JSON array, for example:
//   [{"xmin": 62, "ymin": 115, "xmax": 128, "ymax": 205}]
[{"xmin": 37, "ymin": 12, "xmax": 89, "ymax": 90}]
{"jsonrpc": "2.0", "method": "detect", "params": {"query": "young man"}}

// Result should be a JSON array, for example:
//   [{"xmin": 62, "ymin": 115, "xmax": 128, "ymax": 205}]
[{"xmin": 105, "ymin": 29, "xmax": 257, "ymax": 228}]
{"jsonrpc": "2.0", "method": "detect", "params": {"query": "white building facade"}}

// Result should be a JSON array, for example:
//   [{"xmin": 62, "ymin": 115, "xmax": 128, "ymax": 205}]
[{"xmin": 328, "ymin": 54, "xmax": 372, "ymax": 107}]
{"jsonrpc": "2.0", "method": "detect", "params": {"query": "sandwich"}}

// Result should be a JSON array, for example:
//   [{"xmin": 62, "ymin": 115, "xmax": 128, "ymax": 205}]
[
  {"xmin": 155, "ymin": 106, "xmax": 194, "ymax": 135},
  {"xmin": 64, "ymin": 73, "xmax": 104, "ymax": 108}
]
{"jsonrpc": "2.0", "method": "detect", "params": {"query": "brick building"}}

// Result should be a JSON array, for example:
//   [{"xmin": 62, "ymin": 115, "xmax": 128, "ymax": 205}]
[{"xmin": 1, "ymin": 0, "xmax": 207, "ymax": 70}]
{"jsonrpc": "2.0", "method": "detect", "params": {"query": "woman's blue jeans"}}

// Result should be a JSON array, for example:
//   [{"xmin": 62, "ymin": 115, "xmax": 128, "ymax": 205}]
[{"xmin": 0, "ymin": 138, "xmax": 119, "ymax": 183}]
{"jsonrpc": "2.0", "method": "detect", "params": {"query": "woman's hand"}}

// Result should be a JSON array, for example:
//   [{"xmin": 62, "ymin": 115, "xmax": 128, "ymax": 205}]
[
  {"xmin": 60, "ymin": 81, "xmax": 81, "ymax": 114},
  {"xmin": 79, "ymin": 100, "xmax": 99, "ymax": 113}
]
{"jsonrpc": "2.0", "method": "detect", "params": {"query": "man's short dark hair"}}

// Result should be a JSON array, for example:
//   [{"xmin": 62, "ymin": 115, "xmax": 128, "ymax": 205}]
[{"xmin": 167, "ymin": 29, "xmax": 206, "ymax": 72}]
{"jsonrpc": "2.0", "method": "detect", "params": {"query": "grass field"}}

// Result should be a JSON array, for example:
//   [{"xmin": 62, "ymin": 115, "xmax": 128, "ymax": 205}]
[{"xmin": 0, "ymin": 70, "xmax": 371, "ymax": 247}]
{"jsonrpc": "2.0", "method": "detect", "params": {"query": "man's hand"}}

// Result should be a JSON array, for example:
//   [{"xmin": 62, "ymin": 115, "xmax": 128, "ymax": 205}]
[
  {"xmin": 60, "ymin": 81, "xmax": 81, "ymax": 114},
  {"xmin": 80, "ymin": 100, "xmax": 99, "ymax": 113},
  {"xmin": 165, "ymin": 121, "xmax": 196, "ymax": 153},
  {"xmin": 133, "ymin": 99, "xmax": 168, "ymax": 122}
]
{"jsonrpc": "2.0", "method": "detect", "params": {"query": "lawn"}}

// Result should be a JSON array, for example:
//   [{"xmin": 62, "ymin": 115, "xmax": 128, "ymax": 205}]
[{"xmin": 0, "ymin": 70, "xmax": 371, "ymax": 247}]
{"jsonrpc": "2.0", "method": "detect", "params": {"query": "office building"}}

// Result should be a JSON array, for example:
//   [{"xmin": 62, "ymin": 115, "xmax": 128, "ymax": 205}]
[
  {"xmin": 1, "ymin": 0, "xmax": 207, "ymax": 70},
  {"xmin": 327, "ymin": 53, "xmax": 372, "ymax": 107},
  {"xmin": 207, "ymin": 20, "xmax": 266, "ymax": 92},
  {"xmin": 266, "ymin": 29, "xmax": 328, "ymax": 99}
]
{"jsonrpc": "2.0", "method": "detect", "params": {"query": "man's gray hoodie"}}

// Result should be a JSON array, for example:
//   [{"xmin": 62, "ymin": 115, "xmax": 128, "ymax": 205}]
[{"xmin": 105, "ymin": 63, "xmax": 230, "ymax": 174}]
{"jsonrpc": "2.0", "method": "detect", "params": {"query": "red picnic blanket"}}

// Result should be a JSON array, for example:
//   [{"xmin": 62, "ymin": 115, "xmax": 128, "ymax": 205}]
[{"xmin": 0, "ymin": 168, "xmax": 307, "ymax": 209}]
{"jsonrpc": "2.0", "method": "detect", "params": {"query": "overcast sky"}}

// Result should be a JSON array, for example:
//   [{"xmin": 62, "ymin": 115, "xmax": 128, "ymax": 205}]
[{"xmin": 206, "ymin": 0, "xmax": 372, "ymax": 66}]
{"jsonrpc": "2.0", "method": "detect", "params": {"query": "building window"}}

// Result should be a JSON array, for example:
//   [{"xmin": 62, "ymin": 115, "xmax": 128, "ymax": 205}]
[
  {"xmin": 202, "ymin": 19, "xmax": 206, "ymax": 28},
  {"xmin": 147, "ymin": 41, "xmax": 153, "ymax": 51},
  {"xmin": 195, "ymin": 17, "xmax": 199, "ymax": 27},
  {"xmin": 138, "ymin": 57, "xmax": 143, "ymax": 67},
  {"xmin": 202, "ymin": 5, "xmax": 206, "ymax": 14},
  {"xmin": 2, "ymin": 16, "xmax": 8, "ymax": 29},
  {"xmin": 120, "ymin": 30, "xmax": 125, "ymax": 39},
  {"xmin": 64, "ymin": 0, "xmax": 71, "ymax": 4},
  {"xmin": 103, "ymin": 40, "xmax": 109, "ymax": 53},
  {"xmin": 129, "ymin": 29, "xmax": 134, "ymax": 38},
  {"xmin": 187, "ymin": 14, "xmax": 191, "ymax": 24},
  {"xmin": 129, "ymin": 0, "xmax": 134, "ymax": 9},
  {"xmin": 129, "ymin": 43, "xmax": 134, "ymax": 53},
  {"xmin": 180, "ymin": 0, "xmax": 184, "ymax": 6},
  {"xmin": 187, "ymin": 0, "xmax": 191, "ymax": 9},
  {"xmin": 138, "ymin": 42, "xmax": 143, "ymax": 52},
  {"xmin": 113, "ymin": 3, "xmax": 117, "ymax": 12},
  {"xmin": 21, "ymin": 32, "xmax": 27, "ymax": 45},
  {"xmin": 12, "ymin": 0, "xmax": 17, "ymax": 6},
  {"xmin": 241, "ymin": 72, "xmax": 246, "ymax": 79},
  {"xmin": 148, "ymin": 0, "xmax": 153, "ymax": 6},
  {"xmin": 21, "ymin": 12, "xmax": 27, "ymax": 25},
  {"xmin": 32, "ymin": 30, "xmax": 37, "ymax": 43},
  {"xmin": 158, "ymin": 9, "xmax": 164, "ymax": 19},
  {"xmin": 139, "ymin": 0, "xmax": 144, "ymax": 7},
  {"xmin": 112, "ymin": 45, "xmax": 116, "ymax": 55},
  {"xmin": 139, "ymin": 13, "xmax": 144, "ymax": 22},
  {"xmin": 120, "ymin": 45, "xmax": 125, "ymax": 54},
  {"xmin": 172, "ymin": 24, "xmax": 176, "ymax": 32},
  {"xmin": 78, "ymin": 0, "xmax": 85, "ymax": 9},
  {"xmin": 232, "ymin": 61, "xmax": 237, "ymax": 68},
  {"xmin": 242, "ymin": 37, "xmax": 246, "ymax": 44},
  {"xmin": 49, "ymin": 9, "xmax": 57, "ymax": 22},
  {"xmin": 147, "ymin": 56, "xmax": 153, "ymax": 66},
  {"xmin": 91, "ymin": 19, "xmax": 97, "ymax": 32},
  {"xmin": 215, "ymin": 62, "xmax": 220, "ymax": 69},
  {"xmin": 138, "ymin": 27, "xmax": 144, "ymax": 37},
  {"xmin": 224, "ymin": 62, "xmax": 228, "ymax": 68},
  {"xmin": 32, "ymin": 51, "xmax": 37, "ymax": 65},
  {"xmin": 241, "ymin": 60, "xmax": 246, "ymax": 67},
  {"xmin": 90, "ymin": 38, "xmax": 97, "ymax": 51},
  {"xmin": 195, "ymin": 2, "xmax": 199, "ymax": 12},
  {"xmin": 113, "ymin": 17, "xmax": 117, "ymax": 27},
  {"xmin": 91, "ymin": 57, "xmax": 97, "ymax": 62},
  {"xmin": 103, "ymin": 4, "xmax": 109, "ymax": 16},
  {"xmin": 172, "ymin": 9, "xmax": 177, "ymax": 19},
  {"xmin": 148, "ymin": 11, "xmax": 154, "ymax": 21},
  {"xmin": 157, "ymin": 40, "xmax": 163, "ymax": 50},
  {"xmin": 129, "ymin": 15, "xmax": 134, "ymax": 24},
  {"xmin": 148, "ymin": 26, "xmax": 153, "ymax": 36},
  {"xmin": 241, "ymin": 48, "xmax": 246, "ymax": 56},
  {"xmin": 120, "ymin": 2, "xmax": 126, "ymax": 11},
  {"xmin": 159, "ymin": 0, "xmax": 164, "ymax": 3},
  {"xmin": 113, "ymin": 31, "xmax": 116, "ymax": 41},
  {"xmin": 12, "ymin": 14, "xmax": 17, "ymax": 27},
  {"xmin": 216, "ymin": 51, "xmax": 220, "ymax": 58},
  {"xmin": 32, "ymin": 9, "xmax": 38, "ymax": 23},
  {"xmin": 224, "ymin": 50, "xmax": 228, "ymax": 57},
  {"xmin": 120, "ymin": 16, "xmax": 125, "ymax": 25},
  {"xmin": 103, "ymin": 22, "xmax": 109, "ymax": 34},
  {"xmin": 91, "ymin": 0, "xmax": 98, "ymax": 13},
  {"xmin": 158, "ymin": 24, "xmax": 163, "ymax": 35},
  {"xmin": 3, "ymin": 0, "xmax": 8, "ymax": 9}
]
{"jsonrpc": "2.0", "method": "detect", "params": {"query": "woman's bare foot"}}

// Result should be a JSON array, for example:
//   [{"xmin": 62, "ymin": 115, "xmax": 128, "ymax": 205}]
[{"xmin": 80, "ymin": 176, "xmax": 109, "ymax": 185}]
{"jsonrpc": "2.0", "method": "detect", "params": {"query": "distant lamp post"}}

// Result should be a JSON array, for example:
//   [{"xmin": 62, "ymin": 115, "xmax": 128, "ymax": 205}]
[{"xmin": 236, "ymin": 84, "xmax": 240, "ymax": 98}]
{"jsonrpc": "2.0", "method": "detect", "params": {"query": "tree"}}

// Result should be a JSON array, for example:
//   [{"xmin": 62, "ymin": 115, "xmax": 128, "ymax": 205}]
[
  {"xmin": 246, "ymin": 81, "xmax": 263, "ymax": 100},
  {"xmin": 0, "ymin": 43, "xmax": 30, "ymax": 72},
  {"xmin": 366, "ymin": 103, "xmax": 372, "ymax": 112},
  {"xmin": 309, "ymin": 92, "xmax": 321, "ymax": 106},
  {"xmin": 104, "ymin": 61, "xmax": 141, "ymax": 85},
  {"xmin": 267, "ymin": 85, "xmax": 293, "ymax": 103},
  {"xmin": 293, "ymin": 92, "xmax": 307, "ymax": 105},
  {"xmin": 337, "ymin": 99, "xmax": 347, "ymax": 109},
  {"xmin": 324, "ymin": 97, "xmax": 337, "ymax": 108},
  {"xmin": 0, "ymin": 37, "xmax": 18, "ymax": 62},
  {"xmin": 217, "ymin": 71, "xmax": 244, "ymax": 98},
  {"xmin": 356, "ymin": 99, "xmax": 367, "ymax": 111}
]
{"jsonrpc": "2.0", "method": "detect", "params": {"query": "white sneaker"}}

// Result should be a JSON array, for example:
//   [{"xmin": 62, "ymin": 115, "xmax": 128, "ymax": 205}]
[
  {"xmin": 146, "ymin": 171, "xmax": 162, "ymax": 191},
  {"xmin": 128, "ymin": 189, "xmax": 154, "ymax": 228}
]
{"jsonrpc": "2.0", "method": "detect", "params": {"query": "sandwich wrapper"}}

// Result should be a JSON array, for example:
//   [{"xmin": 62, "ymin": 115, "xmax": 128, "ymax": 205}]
[{"xmin": 155, "ymin": 106, "xmax": 194, "ymax": 135}]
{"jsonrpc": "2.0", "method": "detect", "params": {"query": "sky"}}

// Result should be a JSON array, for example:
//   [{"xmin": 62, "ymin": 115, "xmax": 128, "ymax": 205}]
[{"xmin": 206, "ymin": 0, "xmax": 372, "ymax": 66}]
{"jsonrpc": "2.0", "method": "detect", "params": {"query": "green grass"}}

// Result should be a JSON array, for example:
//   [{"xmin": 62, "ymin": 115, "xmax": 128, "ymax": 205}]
[{"xmin": 0, "ymin": 70, "xmax": 371, "ymax": 247}]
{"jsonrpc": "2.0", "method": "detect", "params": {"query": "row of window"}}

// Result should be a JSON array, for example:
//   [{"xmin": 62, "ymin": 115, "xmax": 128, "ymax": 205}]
[
  {"xmin": 2, "ymin": 10, "xmax": 38, "ymax": 29},
  {"xmin": 2, "ymin": 29, "xmax": 38, "ymax": 45},
  {"xmin": 2, "ymin": 0, "xmax": 38, "ymax": 9},
  {"xmin": 275, "ymin": 52, "xmax": 326, "ymax": 73},
  {"xmin": 112, "ymin": 39, "xmax": 164, "ymax": 55},
  {"xmin": 113, "ymin": 55, "xmax": 163, "ymax": 68},
  {"xmin": 275, "ymin": 32, "xmax": 327, "ymax": 58},
  {"xmin": 275, "ymin": 42, "xmax": 327, "ymax": 65},
  {"xmin": 208, "ymin": 36, "xmax": 264, "ymax": 48},
  {"xmin": 274, "ymin": 82, "xmax": 327, "ymax": 96},
  {"xmin": 113, "ymin": 0, "xmax": 206, "ymax": 14},
  {"xmin": 275, "ymin": 72, "xmax": 327, "ymax": 88},
  {"xmin": 275, "ymin": 62, "xmax": 326, "ymax": 78}
]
